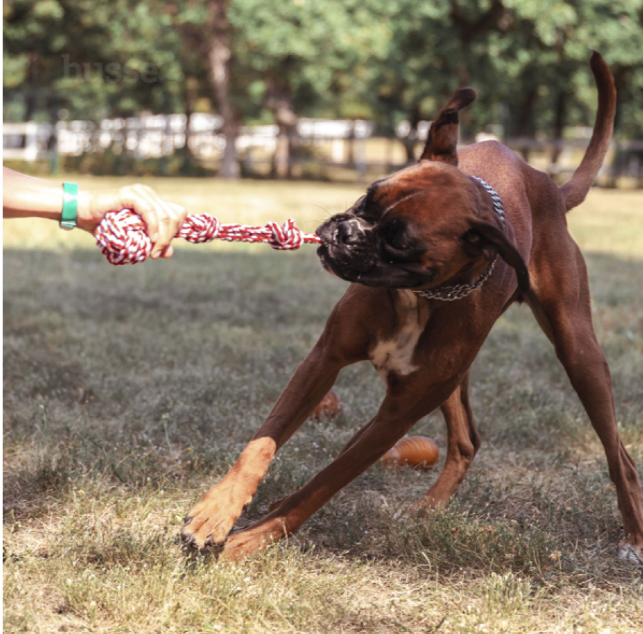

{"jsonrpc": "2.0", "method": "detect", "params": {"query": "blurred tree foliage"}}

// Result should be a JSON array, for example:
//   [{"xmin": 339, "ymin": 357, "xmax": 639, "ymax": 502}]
[
  {"xmin": 4, "ymin": 0, "xmax": 643, "ymax": 176},
  {"xmin": 3, "ymin": 1, "xmax": 186, "ymax": 118}
]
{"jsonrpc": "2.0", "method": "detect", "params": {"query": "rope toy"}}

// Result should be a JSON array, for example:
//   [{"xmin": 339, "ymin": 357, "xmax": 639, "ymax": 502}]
[{"xmin": 95, "ymin": 209, "xmax": 322, "ymax": 265}]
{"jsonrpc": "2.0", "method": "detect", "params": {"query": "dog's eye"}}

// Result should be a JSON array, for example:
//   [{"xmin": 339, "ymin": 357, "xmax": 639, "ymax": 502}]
[
  {"xmin": 380, "ymin": 220, "xmax": 426, "ymax": 262},
  {"xmin": 382, "ymin": 220, "xmax": 409, "ymax": 250},
  {"xmin": 386, "ymin": 234, "xmax": 408, "ymax": 250}
]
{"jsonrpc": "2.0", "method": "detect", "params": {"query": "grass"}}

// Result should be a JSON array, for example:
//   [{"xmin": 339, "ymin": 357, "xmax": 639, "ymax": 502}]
[{"xmin": 3, "ymin": 178, "xmax": 643, "ymax": 633}]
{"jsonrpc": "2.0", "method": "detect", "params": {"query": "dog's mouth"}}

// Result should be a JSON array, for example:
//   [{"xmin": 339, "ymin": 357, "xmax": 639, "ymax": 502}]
[
  {"xmin": 317, "ymin": 243, "xmax": 372, "ymax": 283},
  {"xmin": 316, "ymin": 242, "xmax": 431, "ymax": 288}
]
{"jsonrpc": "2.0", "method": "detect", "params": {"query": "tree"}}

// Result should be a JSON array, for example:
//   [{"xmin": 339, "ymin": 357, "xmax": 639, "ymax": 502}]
[
  {"xmin": 3, "ymin": 0, "xmax": 188, "ymax": 121},
  {"xmin": 228, "ymin": 0, "xmax": 384, "ymax": 175},
  {"xmin": 4, "ymin": 0, "xmax": 643, "ymax": 180},
  {"xmin": 205, "ymin": 0, "xmax": 239, "ymax": 178}
]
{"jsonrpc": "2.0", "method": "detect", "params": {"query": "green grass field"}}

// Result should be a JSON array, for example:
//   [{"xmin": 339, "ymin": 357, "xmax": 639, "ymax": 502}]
[{"xmin": 3, "ymin": 179, "xmax": 643, "ymax": 633}]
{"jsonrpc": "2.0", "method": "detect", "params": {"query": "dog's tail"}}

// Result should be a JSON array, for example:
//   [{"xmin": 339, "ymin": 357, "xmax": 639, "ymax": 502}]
[{"xmin": 559, "ymin": 52, "xmax": 616, "ymax": 212}]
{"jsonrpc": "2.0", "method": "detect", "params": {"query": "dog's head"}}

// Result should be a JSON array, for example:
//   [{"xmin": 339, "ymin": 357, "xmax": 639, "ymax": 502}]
[{"xmin": 316, "ymin": 89, "xmax": 529, "ymax": 293}]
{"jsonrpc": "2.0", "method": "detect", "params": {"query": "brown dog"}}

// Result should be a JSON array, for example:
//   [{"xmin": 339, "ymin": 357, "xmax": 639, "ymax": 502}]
[{"xmin": 182, "ymin": 52, "xmax": 643, "ymax": 563}]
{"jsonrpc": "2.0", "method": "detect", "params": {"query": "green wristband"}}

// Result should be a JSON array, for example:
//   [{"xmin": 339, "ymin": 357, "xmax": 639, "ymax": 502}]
[{"xmin": 60, "ymin": 182, "xmax": 78, "ymax": 231}]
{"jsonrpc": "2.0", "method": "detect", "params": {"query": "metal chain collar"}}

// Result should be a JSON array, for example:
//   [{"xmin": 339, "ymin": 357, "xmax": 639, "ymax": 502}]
[{"xmin": 413, "ymin": 177, "xmax": 505, "ymax": 302}]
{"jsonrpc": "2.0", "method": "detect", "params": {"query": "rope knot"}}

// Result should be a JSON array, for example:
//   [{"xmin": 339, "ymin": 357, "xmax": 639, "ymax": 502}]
[
  {"xmin": 95, "ymin": 209, "xmax": 152, "ymax": 265},
  {"xmin": 266, "ymin": 219, "xmax": 304, "ymax": 250},
  {"xmin": 178, "ymin": 214, "xmax": 221, "ymax": 244}
]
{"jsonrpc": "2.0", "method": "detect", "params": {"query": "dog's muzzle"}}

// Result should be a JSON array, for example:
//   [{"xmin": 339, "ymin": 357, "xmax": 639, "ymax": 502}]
[{"xmin": 316, "ymin": 216, "xmax": 376, "ymax": 279}]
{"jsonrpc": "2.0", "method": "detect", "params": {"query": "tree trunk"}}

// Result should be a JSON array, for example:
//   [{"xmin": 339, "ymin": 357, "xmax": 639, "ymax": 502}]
[
  {"xmin": 266, "ymin": 78, "xmax": 298, "ymax": 179},
  {"xmin": 23, "ymin": 89, "xmax": 38, "ymax": 123},
  {"xmin": 176, "ymin": 85, "xmax": 197, "ymax": 175},
  {"xmin": 46, "ymin": 93, "xmax": 60, "ymax": 175},
  {"xmin": 346, "ymin": 121, "xmax": 356, "ymax": 167},
  {"xmin": 21, "ymin": 52, "xmax": 39, "ymax": 148},
  {"xmin": 606, "ymin": 66, "xmax": 628, "ymax": 187},
  {"xmin": 515, "ymin": 85, "xmax": 537, "ymax": 163},
  {"xmin": 401, "ymin": 104, "xmax": 421, "ymax": 163},
  {"xmin": 207, "ymin": 0, "xmax": 239, "ymax": 179},
  {"xmin": 550, "ymin": 90, "xmax": 567, "ymax": 167},
  {"xmin": 182, "ymin": 79, "xmax": 197, "ymax": 158}
]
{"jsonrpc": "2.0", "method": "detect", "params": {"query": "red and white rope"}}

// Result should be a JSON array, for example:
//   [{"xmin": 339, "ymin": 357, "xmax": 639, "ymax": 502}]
[{"xmin": 94, "ymin": 209, "xmax": 322, "ymax": 265}]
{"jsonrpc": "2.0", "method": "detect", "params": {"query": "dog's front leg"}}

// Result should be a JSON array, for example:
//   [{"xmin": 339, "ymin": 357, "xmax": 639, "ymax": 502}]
[
  {"xmin": 220, "ymin": 371, "xmax": 465, "ymax": 561},
  {"xmin": 181, "ymin": 343, "xmax": 347, "ymax": 549},
  {"xmin": 181, "ymin": 287, "xmax": 379, "ymax": 551}
]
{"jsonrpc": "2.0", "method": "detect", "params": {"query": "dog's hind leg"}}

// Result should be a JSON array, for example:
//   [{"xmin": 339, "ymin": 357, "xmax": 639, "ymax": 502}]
[
  {"xmin": 526, "ymin": 236, "xmax": 643, "ymax": 562},
  {"xmin": 418, "ymin": 373, "xmax": 481, "ymax": 509}
]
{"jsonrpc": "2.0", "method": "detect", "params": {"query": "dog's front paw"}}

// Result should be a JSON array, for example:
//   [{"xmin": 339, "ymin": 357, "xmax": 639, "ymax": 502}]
[
  {"xmin": 220, "ymin": 517, "xmax": 289, "ymax": 562},
  {"xmin": 181, "ymin": 482, "xmax": 252, "ymax": 549}
]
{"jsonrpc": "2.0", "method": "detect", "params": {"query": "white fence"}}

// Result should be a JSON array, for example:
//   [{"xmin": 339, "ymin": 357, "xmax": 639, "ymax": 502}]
[
  {"xmin": 2, "ymin": 114, "xmax": 375, "ymax": 162},
  {"xmin": 3, "ymin": 115, "xmax": 642, "ymax": 180}
]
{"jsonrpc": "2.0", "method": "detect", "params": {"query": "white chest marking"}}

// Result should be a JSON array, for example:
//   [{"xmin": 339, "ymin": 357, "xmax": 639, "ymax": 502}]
[{"xmin": 369, "ymin": 291, "xmax": 429, "ymax": 382}]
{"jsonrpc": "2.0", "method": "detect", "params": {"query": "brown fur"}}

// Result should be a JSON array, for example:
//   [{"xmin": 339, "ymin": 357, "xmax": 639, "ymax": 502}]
[{"xmin": 182, "ymin": 53, "xmax": 643, "ymax": 563}]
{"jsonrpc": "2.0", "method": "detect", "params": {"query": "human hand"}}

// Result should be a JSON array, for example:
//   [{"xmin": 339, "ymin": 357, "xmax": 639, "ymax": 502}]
[{"xmin": 77, "ymin": 184, "xmax": 187, "ymax": 259}]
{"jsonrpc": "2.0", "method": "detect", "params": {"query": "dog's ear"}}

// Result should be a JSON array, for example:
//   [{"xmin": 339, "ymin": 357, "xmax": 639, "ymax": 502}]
[
  {"xmin": 419, "ymin": 88, "xmax": 477, "ymax": 166},
  {"xmin": 461, "ymin": 219, "xmax": 530, "ymax": 293}
]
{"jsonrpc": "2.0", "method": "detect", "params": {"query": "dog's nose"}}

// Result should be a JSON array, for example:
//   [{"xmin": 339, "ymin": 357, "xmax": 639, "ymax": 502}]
[{"xmin": 337, "ymin": 221, "xmax": 360, "ymax": 245}]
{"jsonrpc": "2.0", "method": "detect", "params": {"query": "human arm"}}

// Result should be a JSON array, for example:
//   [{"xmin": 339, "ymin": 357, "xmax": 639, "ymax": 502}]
[{"xmin": 2, "ymin": 168, "xmax": 187, "ymax": 259}]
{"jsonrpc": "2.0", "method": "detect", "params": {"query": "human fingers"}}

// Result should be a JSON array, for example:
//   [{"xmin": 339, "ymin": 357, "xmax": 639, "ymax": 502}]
[
  {"xmin": 145, "ymin": 196, "xmax": 186, "ymax": 259},
  {"xmin": 160, "ymin": 244, "xmax": 174, "ymax": 259},
  {"xmin": 111, "ymin": 185, "xmax": 162, "ymax": 242},
  {"xmin": 159, "ymin": 204, "xmax": 187, "ymax": 257},
  {"xmin": 118, "ymin": 185, "xmax": 186, "ymax": 259}
]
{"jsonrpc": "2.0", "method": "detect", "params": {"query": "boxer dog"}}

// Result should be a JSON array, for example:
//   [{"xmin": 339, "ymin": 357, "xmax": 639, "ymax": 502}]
[{"xmin": 182, "ymin": 52, "xmax": 643, "ymax": 563}]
